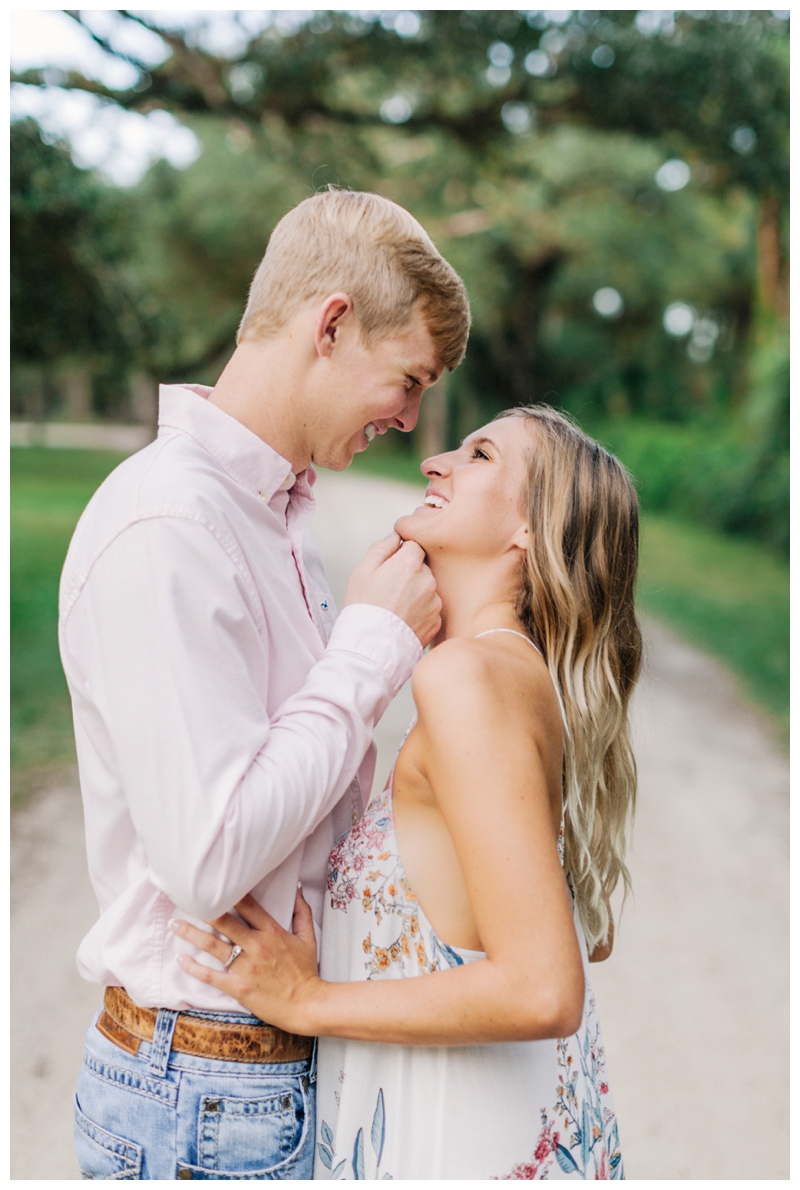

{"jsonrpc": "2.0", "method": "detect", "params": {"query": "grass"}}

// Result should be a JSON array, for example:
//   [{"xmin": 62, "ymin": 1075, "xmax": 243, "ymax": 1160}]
[
  {"xmin": 10, "ymin": 449, "xmax": 129, "ymax": 801},
  {"xmin": 636, "ymin": 515, "xmax": 789, "ymax": 733},
  {"xmin": 11, "ymin": 444, "xmax": 789, "ymax": 801}
]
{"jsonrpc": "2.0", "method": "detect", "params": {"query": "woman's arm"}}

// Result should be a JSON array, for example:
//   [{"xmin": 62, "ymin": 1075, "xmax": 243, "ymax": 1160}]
[{"xmin": 173, "ymin": 640, "xmax": 585, "ymax": 1045}]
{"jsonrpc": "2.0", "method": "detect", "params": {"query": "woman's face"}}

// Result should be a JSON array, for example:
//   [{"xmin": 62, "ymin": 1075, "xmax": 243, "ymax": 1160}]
[{"xmin": 395, "ymin": 415, "xmax": 532, "ymax": 561}]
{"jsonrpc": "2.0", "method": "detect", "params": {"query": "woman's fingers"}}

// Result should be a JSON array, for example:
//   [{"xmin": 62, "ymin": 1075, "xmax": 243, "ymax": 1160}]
[
  {"xmin": 233, "ymin": 893, "xmax": 276, "ymax": 931},
  {"xmin": 205, "ymin": 909, "xmax": 252, "ymax": 943},
  {"xmin": 176, "ymin": 951, "xmax": 236, "ymax": 992},
  {"xmin": 292, "ymin": 885, "xmax": 316, "ymax": 946},
  {"xmin": 169, "ymin": 919, "xmax": 236, "ymax": 963}
]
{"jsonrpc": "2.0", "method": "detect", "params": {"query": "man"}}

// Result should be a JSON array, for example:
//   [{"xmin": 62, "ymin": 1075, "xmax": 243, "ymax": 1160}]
[{"xmin": 59, "ymin": 189, "xmax": 470, "ymax": 1179}]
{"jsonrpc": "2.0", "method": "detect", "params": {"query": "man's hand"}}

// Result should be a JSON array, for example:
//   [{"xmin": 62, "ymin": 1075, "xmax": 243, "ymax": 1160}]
[{"xmin": 343, "ymin": 532, "xmax": 442, "ymax": 647}]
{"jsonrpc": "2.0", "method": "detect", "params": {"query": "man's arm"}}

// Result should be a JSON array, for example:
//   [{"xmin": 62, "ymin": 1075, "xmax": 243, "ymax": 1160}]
[{"xmin": 61, "ymin": 515, "xmax": 423, "ymax": 920}]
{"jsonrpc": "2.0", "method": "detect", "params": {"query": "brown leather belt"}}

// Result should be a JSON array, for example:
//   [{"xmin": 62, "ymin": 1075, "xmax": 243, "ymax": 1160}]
[{"xmin": 97, "ymin": 986, "xmax": 313, "ymax": 1064}]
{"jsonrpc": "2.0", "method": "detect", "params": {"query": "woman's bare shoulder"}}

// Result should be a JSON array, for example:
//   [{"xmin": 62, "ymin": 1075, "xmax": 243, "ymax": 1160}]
[{"xmin": 412, "ymin": 635, "xmax": 560, "ymax": 732}]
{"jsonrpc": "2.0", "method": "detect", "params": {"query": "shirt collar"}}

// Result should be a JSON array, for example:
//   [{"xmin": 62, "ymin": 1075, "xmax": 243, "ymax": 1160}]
[{"xmin": 157, "ymin": 384, "xmax": 313, "ymax": 502}]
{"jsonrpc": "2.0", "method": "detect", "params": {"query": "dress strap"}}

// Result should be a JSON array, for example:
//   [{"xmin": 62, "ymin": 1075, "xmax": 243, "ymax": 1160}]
[{"xmin": 475, "ymin": 627, "xmax": 542, "ymax": 657}]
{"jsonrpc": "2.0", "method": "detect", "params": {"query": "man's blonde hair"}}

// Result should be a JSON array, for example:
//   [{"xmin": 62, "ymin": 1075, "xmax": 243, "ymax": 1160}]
[{"xmin": 237, "ymin": 189, "xmax": 471, "ymax": 370}]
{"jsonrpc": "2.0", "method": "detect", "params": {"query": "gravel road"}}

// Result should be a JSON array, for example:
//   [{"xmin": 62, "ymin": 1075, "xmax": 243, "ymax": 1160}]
[{"xmin": 11, "ymin": 470, "xmax": 788, "ymax": 1180}]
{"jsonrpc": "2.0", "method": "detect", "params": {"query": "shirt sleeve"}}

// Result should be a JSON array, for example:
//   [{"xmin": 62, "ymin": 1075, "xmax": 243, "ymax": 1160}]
[{"xmin": 60, "ymin": 515, "xmax": 421, "ymax": 919}]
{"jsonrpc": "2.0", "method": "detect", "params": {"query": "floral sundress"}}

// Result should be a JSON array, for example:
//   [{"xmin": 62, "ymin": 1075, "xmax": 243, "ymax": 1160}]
[{"xmin": 314, "ymin": 759, "xmax": 624, "ymax": 1180}]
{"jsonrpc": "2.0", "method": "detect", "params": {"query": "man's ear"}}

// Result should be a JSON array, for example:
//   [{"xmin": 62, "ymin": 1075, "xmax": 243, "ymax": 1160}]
[{"xmin": 314, "ymin": 293, "xmax": 354, "ymax": 358}]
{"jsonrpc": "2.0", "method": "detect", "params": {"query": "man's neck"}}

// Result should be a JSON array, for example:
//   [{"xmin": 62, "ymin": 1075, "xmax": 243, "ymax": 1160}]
[{"xmin": 209, "ymin": 339, "xmax": 312, "ymax": 472}]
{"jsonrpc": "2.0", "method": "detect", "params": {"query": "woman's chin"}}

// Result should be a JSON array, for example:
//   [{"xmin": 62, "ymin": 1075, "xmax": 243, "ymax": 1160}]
[{"xmin": 394, "ymin": 510, "xmax": 428, "ymax": 544}]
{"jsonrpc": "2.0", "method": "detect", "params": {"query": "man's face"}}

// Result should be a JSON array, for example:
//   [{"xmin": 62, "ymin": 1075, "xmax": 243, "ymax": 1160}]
[{"xmin": 308, "ymin": 305, "xmax": 443, "ymax": 472}]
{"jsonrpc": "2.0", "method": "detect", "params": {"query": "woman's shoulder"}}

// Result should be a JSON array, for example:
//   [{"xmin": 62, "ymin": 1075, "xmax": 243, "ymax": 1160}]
[{"xmin": 412, "ymin": 634, "xmax": 559, "ymax": 729}]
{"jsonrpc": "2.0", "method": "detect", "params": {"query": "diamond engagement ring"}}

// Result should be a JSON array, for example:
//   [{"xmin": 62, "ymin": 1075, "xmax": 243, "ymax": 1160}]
[{"xmin": 223, "ymin": 944, "xmax": 243, "ymax": 969}]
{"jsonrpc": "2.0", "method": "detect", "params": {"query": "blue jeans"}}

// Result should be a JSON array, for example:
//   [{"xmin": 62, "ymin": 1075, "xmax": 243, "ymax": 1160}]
[{"xmin": 74, "ymin": 1007, "xmax": 316, "ymax": 1179}]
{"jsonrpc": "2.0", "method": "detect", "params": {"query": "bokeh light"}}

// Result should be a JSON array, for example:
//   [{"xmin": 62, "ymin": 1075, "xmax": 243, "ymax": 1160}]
[
  {"xmin": 593, "ymin": 287, "xmax": 624, "ymax": 318},
  {"xmin": 655, "ymin": 159, "xmax": 691, "ymax": 192},
  {"xmin": 501, "ymin": 101, "xmax": 533, "ymax": 135},
  {"xmin": 730, "ymin": 125, "xmax": 758, "ymax": 155},
  {"xmin": 380, "ymin": 94, "xmax": 412, "ymax": 124},
  {"xmin": 524, "ymin": 50, "xmax": 554, "ymax": 77},
  {"xmin": 591, "ymin": 45, "xmax": 615, "ymax": 68},
  {"xmin": 663, "ymin": 302, "xmax": 696, "ymax": 336}
]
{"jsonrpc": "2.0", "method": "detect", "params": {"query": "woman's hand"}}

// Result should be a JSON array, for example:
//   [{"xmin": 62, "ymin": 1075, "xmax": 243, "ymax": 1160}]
[{"xmin": 171, "ymin": 887, "xmax": 322, "ymax": 1035}]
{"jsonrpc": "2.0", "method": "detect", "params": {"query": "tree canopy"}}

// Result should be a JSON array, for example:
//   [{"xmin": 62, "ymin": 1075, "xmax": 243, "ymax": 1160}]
[{"xmin": 10, "ymin": 10, "xmax": 789, "ymax": 549}]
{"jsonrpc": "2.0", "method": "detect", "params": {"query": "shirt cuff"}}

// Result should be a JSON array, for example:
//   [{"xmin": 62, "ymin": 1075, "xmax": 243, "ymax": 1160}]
[{"xmin": 327, "ymin": 604, "xmax": 423, "ymax": 696}]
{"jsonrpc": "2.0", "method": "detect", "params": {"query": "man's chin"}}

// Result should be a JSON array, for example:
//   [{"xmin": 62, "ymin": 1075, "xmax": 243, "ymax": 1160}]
[{"xmin": 311, "ymin": 447, "xmax": 356, "ymax": 472}]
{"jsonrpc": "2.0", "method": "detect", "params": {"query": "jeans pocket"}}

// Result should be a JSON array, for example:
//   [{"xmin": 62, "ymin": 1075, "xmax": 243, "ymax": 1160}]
[
  {"xmin": 178, "ymin": 1081, "xmax": 313, "ymax": 1179},
  {"xmin": 74, "ymin": 1094, "xmax": 144, "ymax": 1180}
]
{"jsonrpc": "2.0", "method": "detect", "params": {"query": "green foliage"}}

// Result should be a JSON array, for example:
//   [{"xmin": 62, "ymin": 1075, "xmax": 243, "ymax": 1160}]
[
  {"xmin": 9, "ymin": 10, "xmax": 788, "ymax": 551},
  {"xmin": 10, "ymin": 448, "xmax": 128, "ymax": 799},
  {"xmin": 10, "ymin": 119, "xmax": 139, "ymax": 366},
  {"xmin": 592, "ymin": 407, "xmax": 789, "ymax": 555}
]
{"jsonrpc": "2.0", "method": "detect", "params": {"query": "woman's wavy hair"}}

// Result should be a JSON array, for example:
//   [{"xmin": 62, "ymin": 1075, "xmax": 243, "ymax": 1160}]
[{"xmin": 495, "ymin": 405, "xmax": 642, "ymax": 951}]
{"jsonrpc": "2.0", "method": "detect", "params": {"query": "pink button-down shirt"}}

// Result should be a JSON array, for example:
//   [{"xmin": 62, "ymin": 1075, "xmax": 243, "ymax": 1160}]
[{"xmin": 59, "ymin": 384, "xmax": 422, "ymax": 1011}]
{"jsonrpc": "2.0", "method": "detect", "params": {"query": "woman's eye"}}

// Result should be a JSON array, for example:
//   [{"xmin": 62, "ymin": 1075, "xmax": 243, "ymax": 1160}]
[{"xmin": 472, "ymin": 448, "xmax": 489, "ymax": 460}]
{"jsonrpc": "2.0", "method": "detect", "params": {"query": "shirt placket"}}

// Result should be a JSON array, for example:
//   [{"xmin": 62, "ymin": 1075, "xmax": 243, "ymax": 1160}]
[{"xmin": 285, "ymin": 487, "xmax": 362, "ymax": 827}]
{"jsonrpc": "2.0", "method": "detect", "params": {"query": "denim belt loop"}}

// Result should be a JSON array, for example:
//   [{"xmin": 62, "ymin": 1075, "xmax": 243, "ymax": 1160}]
[{"xmin": 148, "ymin": 1008, "xmax": 179, "ymax": 1076}]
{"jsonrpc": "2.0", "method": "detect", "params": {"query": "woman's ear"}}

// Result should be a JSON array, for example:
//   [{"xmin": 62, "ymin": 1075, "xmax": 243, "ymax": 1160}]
[{"xmin": 511, "ymin": 522, "xmax": 529, "ymax": 554}]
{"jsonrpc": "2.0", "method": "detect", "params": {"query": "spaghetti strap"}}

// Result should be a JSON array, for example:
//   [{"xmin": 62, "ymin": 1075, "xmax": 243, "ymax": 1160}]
[{"xmin": 475, "ymin": 627, "xmax": 542, "ymax": 657}]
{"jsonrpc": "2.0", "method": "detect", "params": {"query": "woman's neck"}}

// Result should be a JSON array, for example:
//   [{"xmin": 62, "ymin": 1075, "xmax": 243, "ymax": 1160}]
[{"xmin": 429, "ymin": 556, "xmax": 525, "ymax": 645}]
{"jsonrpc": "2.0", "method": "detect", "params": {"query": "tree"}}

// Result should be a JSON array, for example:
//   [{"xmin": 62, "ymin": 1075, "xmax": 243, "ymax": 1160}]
[
  {"xmin": 10, "ymin": 118, "xmax": 136, "ymax": 364},
  {"xmin": 10, "ymin": 11, "xmax": 788, "ymax": 548}
]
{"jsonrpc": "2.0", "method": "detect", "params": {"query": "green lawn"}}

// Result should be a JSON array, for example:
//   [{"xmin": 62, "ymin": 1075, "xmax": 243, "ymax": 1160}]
[
  {"xmin": 10, "ymin": 449, "xmax": 129, "ymax": 800},
  {"xmin": 11, "ymin": 445, "xmax": 788, "ymax": 800}
]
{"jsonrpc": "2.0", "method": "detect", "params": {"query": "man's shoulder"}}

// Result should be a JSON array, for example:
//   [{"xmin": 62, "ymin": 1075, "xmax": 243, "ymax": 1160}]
[{"xmin": 60, "ymin": 432, "xmax": 241, "ymax": 608}]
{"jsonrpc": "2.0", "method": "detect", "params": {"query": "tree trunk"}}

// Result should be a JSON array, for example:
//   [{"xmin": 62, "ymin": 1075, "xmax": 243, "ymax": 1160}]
[{"xmin": 417, "ymin": 371, "xmax": 448, "ymax": 460}]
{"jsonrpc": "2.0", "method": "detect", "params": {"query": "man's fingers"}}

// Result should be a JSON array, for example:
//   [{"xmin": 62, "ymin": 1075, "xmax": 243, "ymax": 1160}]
[
  {"xmin": 365, "ymin": 531, "xmax": 404, "ymax": 568},
  {"xmin": 392, "ymin": 539, "xmax": 425, "ymax": 566}
]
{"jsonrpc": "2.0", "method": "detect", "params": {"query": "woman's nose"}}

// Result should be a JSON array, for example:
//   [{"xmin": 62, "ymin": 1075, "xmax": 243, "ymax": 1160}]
[{"xmin": 421, "ymin": 452, "xmax": 452, "ymax": 479}]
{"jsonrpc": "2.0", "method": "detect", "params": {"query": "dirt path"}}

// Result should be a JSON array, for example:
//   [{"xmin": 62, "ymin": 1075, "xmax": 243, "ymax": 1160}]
[{"xmin": 11, "ymin": 471, "xmax": 788, "ymax": 1180}]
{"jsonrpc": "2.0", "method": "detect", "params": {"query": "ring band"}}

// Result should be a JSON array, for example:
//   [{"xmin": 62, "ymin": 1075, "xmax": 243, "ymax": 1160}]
[{"xmin": 223, "ymin": 943, "xmax": 243, "ymax": 970}]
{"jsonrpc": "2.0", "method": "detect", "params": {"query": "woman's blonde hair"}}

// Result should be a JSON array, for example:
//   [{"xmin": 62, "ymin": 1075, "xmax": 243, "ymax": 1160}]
[
  {"xmin": 496, "ymin": 405, "xmax": 642, "ymax": 952},
  {"xmin": 238, "ymin": 189, "xmax": 471, "ymax": 371}
]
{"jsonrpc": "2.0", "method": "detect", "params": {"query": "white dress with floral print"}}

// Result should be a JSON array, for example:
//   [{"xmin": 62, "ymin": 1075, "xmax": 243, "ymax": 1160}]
[{"xmin": 314, "ymin": 764, "xmax": 624, "ymax": 1181}]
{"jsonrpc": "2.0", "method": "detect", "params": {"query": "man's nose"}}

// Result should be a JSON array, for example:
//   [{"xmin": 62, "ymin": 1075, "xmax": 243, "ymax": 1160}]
[{"xmin": 392, "ymin": 391, "xmax": 423, "ymax": 433}]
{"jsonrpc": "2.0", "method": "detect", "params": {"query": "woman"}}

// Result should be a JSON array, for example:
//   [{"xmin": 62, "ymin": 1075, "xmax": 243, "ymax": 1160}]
[{"xmin": 173, "ymin": 405, "xmax": 641, "ymax": 1180}]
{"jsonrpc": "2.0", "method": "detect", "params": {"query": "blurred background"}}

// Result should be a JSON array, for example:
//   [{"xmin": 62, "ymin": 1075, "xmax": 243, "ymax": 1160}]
[
  {"xmin": 10, "ymin": 9, "xmax": 789, "ymax": 1180},
  {"xmin": 11, "ymin": 7, "xmax": 789, "ymax": 803}
]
